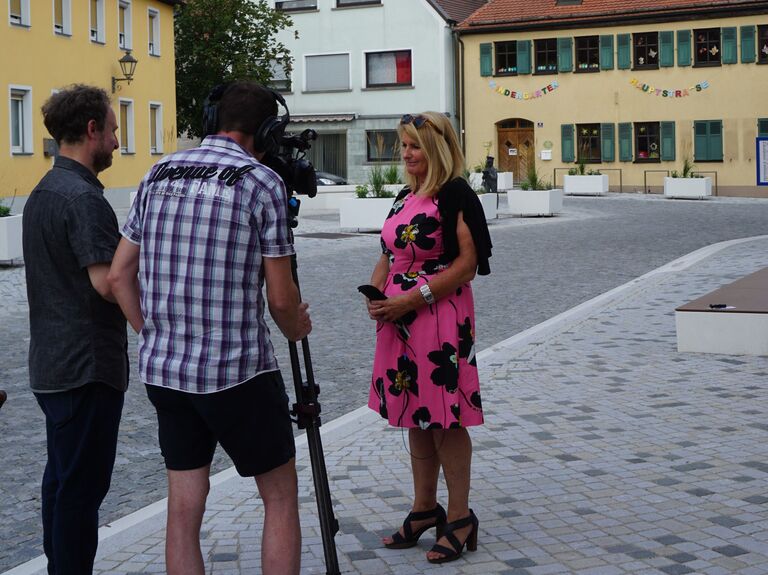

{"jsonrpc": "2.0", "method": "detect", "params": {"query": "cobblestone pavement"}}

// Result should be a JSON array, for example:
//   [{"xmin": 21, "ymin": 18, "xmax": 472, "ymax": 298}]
[{"xmin": 3, "ymin": 193, "xmax": 768, "ymax": 572}]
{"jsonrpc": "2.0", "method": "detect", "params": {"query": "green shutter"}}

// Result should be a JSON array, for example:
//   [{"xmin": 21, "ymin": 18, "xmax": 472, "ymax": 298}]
[
  {"xmin": 722, "ymin": 27, "xmax": 737, "ymax": 64},
  {"xmin": 600, "ymin": 35, "xmax": 614, "ymax": 69},
  {"xmin": 618, "ymin": 122, "xmax": 632, "ymax": 161},
  {"xmin": 759, "ymin": 118, "xmax": 768, "ymax": 137},
  {"xmin": 741, "ymin": 26, "xmax": 756, "ymax": 63},
  {"xmin": 558, "ymin": 37, "xmax": 573, "ymax": 72},
  {"xmin": 677, "ymin": 29, "xmax": 691, "ymax": 66},
  {"xmin": 709, "ymin": 120, "xmax": 723, "ymax": 161},
  {"xmin": 660, "ymin": 121, "xmax": 676, "ymax": 161},
  {"xmin": 480, "ymin": 43, "xmax": 493, "ymax": 76},
  {"xmin": 694, "ymin": 122, "xmax": 709, "ymax": 161},
  {"xmin": 561, "ymin": 124, "xmax": 575, "ymax": 163},
  {"xmin": 600, "ymin": 123, "xmax": 615, "ymax": 162},
  {"xmin": 617, "ymin": 34, "xmax": 631, "ymax": 69},
  {"xmin": 517, "ymin": 39, "xmax": 531, "ymax": 74},
  {"xmin": 659, "ymin": 31, "xmax": 674, "ymax": 67}
]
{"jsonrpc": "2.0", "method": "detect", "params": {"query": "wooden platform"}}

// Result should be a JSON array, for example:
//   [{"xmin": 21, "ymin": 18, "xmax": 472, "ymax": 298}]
[{"xmin": 675, "ymin": 267, "xmax": 768, "ymax": 355}]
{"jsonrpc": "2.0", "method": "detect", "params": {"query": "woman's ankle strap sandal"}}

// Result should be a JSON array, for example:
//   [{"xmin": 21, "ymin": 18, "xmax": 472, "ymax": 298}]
[
  {"xmin": 384, "ymin": 503, "xmax": 447, "ymax": 549},
  {"xmin": 427, "ymin": 509, "xmax": 479, "ymax": 564}
]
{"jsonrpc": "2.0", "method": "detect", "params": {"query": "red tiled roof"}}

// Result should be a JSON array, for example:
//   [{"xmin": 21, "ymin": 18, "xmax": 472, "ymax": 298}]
[
  {"xmin": 459, "ymin": 0, "xmax": 768, "ymax": 31},
  {"xmin": 428, "ymin": 0, "xmax": 490, "ymax": 24}
]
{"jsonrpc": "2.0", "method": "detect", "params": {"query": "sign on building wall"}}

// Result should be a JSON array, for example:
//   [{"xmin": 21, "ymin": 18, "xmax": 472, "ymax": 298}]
[{"xmin": 758, "ymin": 137, "xmax": 768, "ymax": 186}]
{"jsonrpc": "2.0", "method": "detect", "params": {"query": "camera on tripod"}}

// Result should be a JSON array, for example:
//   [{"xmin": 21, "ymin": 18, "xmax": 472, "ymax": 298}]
[{"xmin": 262, "ymin": 128, "xmax": 318, "ymax": 199}]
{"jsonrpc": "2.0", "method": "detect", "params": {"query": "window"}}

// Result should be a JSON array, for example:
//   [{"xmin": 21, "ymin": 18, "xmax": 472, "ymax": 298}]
[
  {"xmin": 534, "ymin": 38, "xmax": 558, "ymax": 74},
  {"xmin": 694, "ymin": 28, "xmax": 721, "ymax": 66},
  {"xmin": 147, "ymin": 8, "xmax": 159, "ymax": 55},
  {"xmin": 118, "ymin": 0, "xmax": 132, "ymax": 50},
  {"xmin": 305, "ymin": 53, "xmax": 350, "ymax": 92},
  {"xmin": 575, "ymin": 36, "xmax": 599, "ymax": 71},
  {"xmin": 119, "ymin": 99, "xmax": 134, "ymax": 154},
  {"xmin": 9, "ymin": 87, "xmax": 33, "ymax": 154},
  {"xmin": 149, "ymin": 103, "xmax": 162, "ymax": 154},
  {"xmin": 53, "ymin": 0, "xmax": 71, "ymax": 35},
  {"xmin": 495, "ymin": 41, "xmax": 517, "ymax": 75},
  {"xmin": 576, "ymin": 124, "xmax": 601, "ymax": 163},
  {"xmin": 366, "ymin": 130, "xmax": 398, "ymax": 162},
  {"xmin": 275, "ymin": 0, "xmax": 316, "ymax": 10},
  {"xmin": 634, "ymin": 122, "xmax": 660, "ymax": 162},
  {"xmin": 90, "ymin": 0, "xmax": 104, "ymax": 42},
  {"xmin": 694, "ymin": 120, "xmax": 723, "ymax": 161},
  {"xmin": 633, "ymin": 32, "xmax": 658, "ymax": 69},
  {"xmin": 267, "ymin": 60, "xmax": 291, "ymax": 92},
  {"xmin": 9, "ymin": 0, "xmax": 29, "ymax": 26},
  {"xmin": 759, "ymin": 25, "xmax": 768, "ymax": 64},
  {"xmin": 336, "ymin": 0, "xmax": 380, "ymax": 6},
  {"xmin": 365, "ymin": 50, "xmax": 412, "ymax": 88}
]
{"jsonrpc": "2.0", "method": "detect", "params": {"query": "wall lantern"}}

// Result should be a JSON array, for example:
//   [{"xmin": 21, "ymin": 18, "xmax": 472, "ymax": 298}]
[{"xmin": 111, "ymin": 51, "xmax": 138, "ymax": 93}]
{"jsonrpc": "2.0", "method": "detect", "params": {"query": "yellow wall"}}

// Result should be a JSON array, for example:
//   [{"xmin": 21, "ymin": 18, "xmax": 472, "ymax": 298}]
[
  {"xmin": 461, "ymin": 14, "xmax": 768, "ymax": 196},
  {"xmin": 0, "ymin": 0, "xmax": 177, "ymax": 200}
]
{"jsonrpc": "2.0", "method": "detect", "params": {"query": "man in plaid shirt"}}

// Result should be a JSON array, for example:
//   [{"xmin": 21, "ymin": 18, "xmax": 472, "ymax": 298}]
[{"xmin": 109, "ymin": 82, "xmax": 311, "ymax": 575}]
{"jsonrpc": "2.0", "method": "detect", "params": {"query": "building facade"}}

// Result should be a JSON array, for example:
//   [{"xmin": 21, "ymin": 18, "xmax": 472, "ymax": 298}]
[
  {"xmin": 1, "ymin": 0, "xmax": 179, "ymax": 207},
  {"xmin": 458, "ymin": 0, "xmax": 768, "ymax": 196}
]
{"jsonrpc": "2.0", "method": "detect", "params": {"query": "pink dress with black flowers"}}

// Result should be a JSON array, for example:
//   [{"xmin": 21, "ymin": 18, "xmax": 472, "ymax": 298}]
[{"xmin": 367, "ymin": 191, "xmax": 484, "ymax": 429}]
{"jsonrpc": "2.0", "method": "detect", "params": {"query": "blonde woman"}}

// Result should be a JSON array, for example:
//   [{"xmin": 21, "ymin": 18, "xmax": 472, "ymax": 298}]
[{"xmin": 364, "ymin": 112, "xmax": 492, "ymax": 564}]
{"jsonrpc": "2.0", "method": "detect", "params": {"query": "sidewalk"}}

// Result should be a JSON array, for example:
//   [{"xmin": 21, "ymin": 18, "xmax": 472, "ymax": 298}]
[{"xmin": 7, "ymin": 234, "xmax": 768, "ymax": 575}]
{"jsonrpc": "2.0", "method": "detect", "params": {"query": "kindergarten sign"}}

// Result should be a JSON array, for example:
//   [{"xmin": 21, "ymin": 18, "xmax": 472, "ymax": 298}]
[
  {"xmin": 489, "ymin": 80, "xmax": 559, "ymax": 100},
  {"xmin": 630, "ymin": 78, "xmax": 710, "ymax": 98}
]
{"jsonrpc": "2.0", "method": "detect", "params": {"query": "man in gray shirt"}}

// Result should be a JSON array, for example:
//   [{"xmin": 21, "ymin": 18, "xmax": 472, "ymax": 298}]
[{"xmin": 23, "ymin": 85, "xmax": 126, "ymax": 575}]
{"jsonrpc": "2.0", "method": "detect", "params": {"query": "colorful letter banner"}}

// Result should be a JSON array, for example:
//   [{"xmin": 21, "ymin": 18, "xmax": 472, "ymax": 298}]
[
  {"xmin": 630, "ymin": 78, "xmax": 710, "ymax": 98},
  {"xmin": 489, "ymin": 80, "xmax": 559, "ymax": 100}
]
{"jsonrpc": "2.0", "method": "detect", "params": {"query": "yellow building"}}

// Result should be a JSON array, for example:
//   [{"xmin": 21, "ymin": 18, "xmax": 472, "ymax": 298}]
[
  {"xmin": 1, "ymin": 0, "xmax": 179, "ymax": 205},
  {"xmin": 458, "ymin": 0, "xmax": 768, "ymax": 197}
]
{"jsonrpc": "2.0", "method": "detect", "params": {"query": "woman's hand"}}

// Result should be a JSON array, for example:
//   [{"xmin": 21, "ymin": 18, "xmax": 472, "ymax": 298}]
[{"xmin": 368, "ymin": 294, "xmax": 417, "ymax": 323}]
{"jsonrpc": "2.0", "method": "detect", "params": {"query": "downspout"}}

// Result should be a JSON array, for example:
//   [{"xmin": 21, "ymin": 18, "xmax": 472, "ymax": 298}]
[{"xmin": 455, "ymin": 32, "xmax": 466, "ymax": 156}]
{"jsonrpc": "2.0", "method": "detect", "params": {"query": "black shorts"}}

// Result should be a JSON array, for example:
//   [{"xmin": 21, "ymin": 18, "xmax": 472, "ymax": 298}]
[{"xmin": 145, "ymin": 371, "xmax": 296, "ymax": 477}]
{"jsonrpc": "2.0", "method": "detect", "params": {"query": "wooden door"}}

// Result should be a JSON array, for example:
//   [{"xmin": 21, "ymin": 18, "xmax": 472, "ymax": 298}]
[{"xmin": 497, "ymin": 120, "xmax": 535, "ymax": 181}]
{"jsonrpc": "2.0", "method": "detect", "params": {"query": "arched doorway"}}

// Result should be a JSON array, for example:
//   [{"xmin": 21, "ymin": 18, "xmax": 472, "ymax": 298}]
[{"xmin": 497, "ymin": 119, "xmax": 534, "ymax": 179}]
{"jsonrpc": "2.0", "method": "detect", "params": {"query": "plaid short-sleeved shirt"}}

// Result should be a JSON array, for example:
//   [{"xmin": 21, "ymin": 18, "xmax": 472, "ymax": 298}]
[{"xmin": 122, "ymin": 136, "xmax": 294, "ymax": 393}]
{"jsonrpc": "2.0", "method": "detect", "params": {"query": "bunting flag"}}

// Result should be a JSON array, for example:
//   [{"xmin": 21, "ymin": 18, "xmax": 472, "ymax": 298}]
[
  {"xmin": 488, "ymin": 80, "xmax": 559, "ymax": 100},
  {"xmin": 630, "ymin": 78, "xmax": 710, "ymax": 97}
]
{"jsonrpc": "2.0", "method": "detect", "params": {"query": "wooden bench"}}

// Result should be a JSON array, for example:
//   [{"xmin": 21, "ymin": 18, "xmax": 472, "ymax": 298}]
[{"xmin": 675, "ymin": 267, "xmax": 768, "ymax": 356}]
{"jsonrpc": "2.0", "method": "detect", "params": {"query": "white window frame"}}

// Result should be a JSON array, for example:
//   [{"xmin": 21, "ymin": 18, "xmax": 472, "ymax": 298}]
[
  {"xmin": 304, "ymin": 52, "xmax": 351, "ymax": 93},
  {"xmin": 149, "ymin": 101, "xmax": 163, "ymax": 154},
  {"xmin": 90, "ymin": 0, "xmax": 105, "ymax": 43},
  {"xmin": 118, "ymin": 0, "xmax": 132, "ymax": 50},
  {"xmin": 9, "ymin": 0, "xmax": 31, "ymax": 26},
  {"xmin": 9, "ymin": 85, "xmax": 33, "ymax": 155},
  {"xmin": 118, "ymin": 98, "xmax": 135, "ymax": 154},
  {"xmin": 363, "ymin": 48, "xmax": 413, "ymax": 89},
  {"xmin": 147, "ymin": 7, "xmax": 160, "ymax": 56},
  {"xmin": 52, "ymin": 0, "xmax": 71, "ymax": 35}
]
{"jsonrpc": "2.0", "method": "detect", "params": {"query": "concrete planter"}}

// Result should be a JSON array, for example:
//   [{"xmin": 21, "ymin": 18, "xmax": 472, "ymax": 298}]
[
  {"xmin": 477, "ymin": 193, "xmax": 498, "ymax": 220},
  {"xmin": 468, "ymin": 173, "xmax": 483, "ymax": 191},
  {"xmin": 505, "ymin": 189, "xmax": 563, "ymax": 217},
  {"xmin": 664, "ymin": 177, "xmax": 712, "ymax": 199},
  {"xmin": 497, "ymin": 171, "xmax": 514, "ymax": 191},
  {"xmin": 563, "ymin": 174, "xmax": 608, "ymax": 196},
  {"xmin": 339, "ymin": 197, "xmax": 395, "ymax": 232},
  {"xmin": 0, "ymin": 214, "xmax": 23, "ymax": 262}
]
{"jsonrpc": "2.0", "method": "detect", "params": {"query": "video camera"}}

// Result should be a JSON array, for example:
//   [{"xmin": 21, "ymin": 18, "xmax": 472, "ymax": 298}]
[{"xmin": 262, "ymin": 128, "xmax": 318, "ymax": 199}]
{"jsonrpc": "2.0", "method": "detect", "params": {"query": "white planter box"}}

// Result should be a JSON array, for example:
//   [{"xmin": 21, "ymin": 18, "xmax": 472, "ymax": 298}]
[
  {"xmin": 468, "ymin": 173, "xmax": 483, "ymax": 191},
  {"xmin": 339, "ymin": 198, "xmax": 395, "ymax": 232},
  {"xmin": 664, "ymin": 177, "xmax": 712, "ymax": 199},
  {"xmin": 0, "ymin": 214, "xmax": 23, "ymax": 262},
  {"xmin": 497, "ymin": 171, "xmax": 514, "ymax": 191},
  {"xmin": 563, "ymin": 174, "xmax": 608, "ymax": 196},
  {"xmin": 505, "ymin": 189, "xmax": 563, "ymax": 217},
  {"xmin": 477, "ymin": 193, "xmax": 497, "ymax": 220}
]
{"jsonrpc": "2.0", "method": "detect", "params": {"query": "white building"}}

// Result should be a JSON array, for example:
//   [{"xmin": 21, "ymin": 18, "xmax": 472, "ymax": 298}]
[{"xmin": 269, "ymin": 0, "xmax": 487, "ymax": 183}]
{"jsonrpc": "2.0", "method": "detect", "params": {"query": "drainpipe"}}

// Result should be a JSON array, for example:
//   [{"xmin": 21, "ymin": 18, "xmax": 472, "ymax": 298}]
[{"xmin": 455, "ymin": 32, "xmax": 466, "ymax": 155}]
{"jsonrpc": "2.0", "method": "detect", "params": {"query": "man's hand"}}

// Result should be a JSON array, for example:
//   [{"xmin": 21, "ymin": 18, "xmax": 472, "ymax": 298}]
[{"xmin": 292, "ymin": 302, "xmax": 312, "ymax": 342}]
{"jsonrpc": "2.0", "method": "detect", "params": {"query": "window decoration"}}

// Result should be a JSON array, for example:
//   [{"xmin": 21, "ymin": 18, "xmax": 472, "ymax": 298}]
[
  {"xmin": 534, "ymin": 38, "xmax": 558, "ymax": 73},
  {"xmin": 759, "ymin": 25, "xmax": 768, "ymax": 64},
  {"xmin": 576, "ymin": 124, "xmax": 601, "ymax": 163},
  {"xmin": 629, "ymin": 78, "xmax": 710, "ymax": 97},
  {"xmin": 634, "ymin": 122, "xmax": 660, "ymax": 162},
  {"xmin": 633, "ymin": 32, "xmax": 659, "ymax": 69},
  {"xmin": 694, "ymin": 28, "xmax": 721, "ymax": 65},
  {"xmin": 495, "ymin": 41, "xmax": 517, "ymax": 75},
  {"xmin": 575, "ymin": 36, "xmax": 600, "ymax": 71},
  {"xmin": 488, "ymin": 80, "xmax": 559, "ymax": 100}
]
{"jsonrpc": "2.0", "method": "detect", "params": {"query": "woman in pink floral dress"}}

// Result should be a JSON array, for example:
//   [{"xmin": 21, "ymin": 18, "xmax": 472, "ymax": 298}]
[{"xmin": 364, "ymin": 112, "xmax": 492, "ymax": 564}]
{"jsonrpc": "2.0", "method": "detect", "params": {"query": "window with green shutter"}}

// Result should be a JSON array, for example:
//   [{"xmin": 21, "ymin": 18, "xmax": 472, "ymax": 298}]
[
  {"xmin": 617, "ymin": 34, "xmax": 631, "ymax": 69},
  {"xmin": 757, "ymin": 118, "xmax": 768, "ymax": 137},
  {"xmin": 659, "ymin": 31, "xmax": 674, "ymax": 67},
  {"xmin": 660, "ymin": 121, "xmax": 675, "ymax": 161},
  {"xmin": 634, "ymin": 122, "xmax": 660, "ymax": 162},
  {"xmin": 722, "ymin": 27, "xmax": 737, "ymax": 64},
  {"xmin": 618, "ymin": 123, "xmax": 632, "ymax": 161},
  {"xmin": 517, "ymin": 40, "xmax": 531, "ymax": 74},
  {"xmin": 740, "ymin": 26, "xmax": 756, "ymax": 63},
  {"xmin": 677, "ymin": 29, "xmax": 691, "ymax": 66},
  {"xmin": 599, "ymin": 35, "xmax": 614, "ymax": 69},
  {"xmin": 480, "ymin": 43, "xmax": 493, "ymax": 77},
  {"xmin": 601, "ymin": 123, "xmax": 615, "ymax": 162},
  {"xmin": 561, "ymin": 124, "xmax": 575, "ymax": 163},
  {"xmin": 576, "ymin": 36, "xmax": 600, "ymax": 71},
  {"xmin": 558, "ymin": 37, "xmax": 573, "ymax": 72},
  {"xmin": 694, "ymin": 120, "xmax": 723, "ymax": 161}
]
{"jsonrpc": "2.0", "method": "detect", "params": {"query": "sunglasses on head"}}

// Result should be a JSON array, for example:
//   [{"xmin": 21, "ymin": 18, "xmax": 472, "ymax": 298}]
[{"xmin": 400, "ymin": 114, "xmax": 444, "ymax": 135}]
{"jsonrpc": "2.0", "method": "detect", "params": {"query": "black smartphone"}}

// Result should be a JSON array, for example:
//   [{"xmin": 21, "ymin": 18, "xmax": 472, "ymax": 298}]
[{"xmin": 357, "ymin": 284, "xmax": 387, "ymax": 301}]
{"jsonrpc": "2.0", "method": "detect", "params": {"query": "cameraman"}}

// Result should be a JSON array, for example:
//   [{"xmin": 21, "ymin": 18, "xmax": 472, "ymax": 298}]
[{"xmin": 108, "ymin": 82, "xmax": 310, "ymax": 575}]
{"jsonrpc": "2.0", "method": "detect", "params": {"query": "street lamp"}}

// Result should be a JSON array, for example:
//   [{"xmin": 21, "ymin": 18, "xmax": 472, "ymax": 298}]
[{"xmin": 111, "ymin": 51, "xmax": 138, "ymax": 93}]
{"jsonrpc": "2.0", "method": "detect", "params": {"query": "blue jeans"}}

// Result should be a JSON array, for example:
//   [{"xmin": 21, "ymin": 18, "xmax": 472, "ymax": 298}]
[{"xmin": 35, "ymin": 383, "xmax": 124, "ymax": 575}]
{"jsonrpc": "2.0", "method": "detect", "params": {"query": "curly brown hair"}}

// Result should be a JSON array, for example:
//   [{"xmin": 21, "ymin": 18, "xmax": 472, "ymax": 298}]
[{"xmin": 41, "ymin": 85, "xmax": 111, "ymax": 145}]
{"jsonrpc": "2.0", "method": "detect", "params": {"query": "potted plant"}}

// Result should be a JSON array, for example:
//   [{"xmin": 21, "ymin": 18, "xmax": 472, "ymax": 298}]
[
  {"xmin": 563, "ymin": 159, "xmax": 608, "ymax": 197},
  {"xmin": 664, "ymin": 157, "xmax": 711, "ymax": 199},
  {"xmin": 505, "ymin": 165, "xmax": 563, "ymax": 217},
  {"xmin": 468, "ymin": 161, "xmax": 484, "ymax": 191},
  {"xmin": 339, "ymin": 164, "xmax": 401, "ymax": 232},
  {"xmin": 0, "ymin": 196, "xmax": 23, "ymax": 263}
]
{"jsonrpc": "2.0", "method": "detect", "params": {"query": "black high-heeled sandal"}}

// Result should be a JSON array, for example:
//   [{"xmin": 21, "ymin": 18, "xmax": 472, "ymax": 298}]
[
  {"xmin": 427, "ymin": 509, "xmax": 479, "ymax": 564},
  {"xmin": 384, "ymin": 503, "xmax": 447, "ymax": 549}
]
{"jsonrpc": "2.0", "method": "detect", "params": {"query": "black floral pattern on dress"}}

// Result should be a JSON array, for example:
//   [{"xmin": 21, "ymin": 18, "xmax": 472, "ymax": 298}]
[
  {"xmin": 458, "ymin": 317, "xmax": 477, "ymax": 367},
  {"xmin": 386, "ymin": 354, "xmax": 419, "ymax": 397},
  {"xmin": 470, "ymin": 391, "xmax": 482, "ymax": 410},
  {"xmin": 374, "ymin": 377, "xmax": 388, "ymax": 418},
  {"xmin": 394, "ymin": 213, "xmax": 439, "ymax": 251},
  {"xmin": 450, "ymin": 403, "xmax": 460, "ymax": 421},
  {"xmin": 427, "ymin": 343, "xmax": 458, "ymax": 393},
  {"xmin": 393, "ymin": 271, "xmax": 421, "ymax": 291},
  {"xmin": 387, "ymin": 197, "xmax": 406, "ymax": 219},
  {"xmin": 412, "ymin": 407, "xmax": 442, "ymax": 429},
  {"xmin": 395, "ymin": 310, "xmax": 418, "ymax": 341},
  {"xmin": 422, "ymin": 259, "xmax": 445, "ymax": 275}
]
